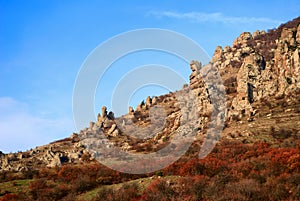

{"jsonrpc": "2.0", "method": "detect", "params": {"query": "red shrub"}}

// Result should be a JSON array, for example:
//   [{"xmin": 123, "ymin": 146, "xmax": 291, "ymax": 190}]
[
  {"xmin": 57, "ymin": 165, "xmax": 83, "ymax": 182},
  {"xmin": 142, "ymin": 179, "xmax": 176, "ymax": 201},
  {"xmin": 0, "ymin": 194, "xmax": 19, "ymax": 201}
]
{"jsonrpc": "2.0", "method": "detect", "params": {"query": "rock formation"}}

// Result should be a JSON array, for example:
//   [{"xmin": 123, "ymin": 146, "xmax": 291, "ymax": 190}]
[
  {"xmin": 1, "ymin": 17, "xmax": 300, "ymax": 172},
  {"xmin": 128, "ymin": 106, "xmax": 134, "ymax": 115},
  {"xmin": 101, "ymin": 106, "xmax": 107, "ymax": 118},
  {"xmin": 212, "ymin": 18, "xmax": 300, "ymax": 121}
]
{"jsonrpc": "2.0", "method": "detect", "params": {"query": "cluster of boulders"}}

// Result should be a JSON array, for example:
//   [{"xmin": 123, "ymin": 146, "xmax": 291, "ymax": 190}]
[
  {"xmin": 95, "ymin": 106, "xmax": 120, "ymax": 136},
  {"xmin": 0, "ymin": 141, "xmax": 87, "ymax": 171}
]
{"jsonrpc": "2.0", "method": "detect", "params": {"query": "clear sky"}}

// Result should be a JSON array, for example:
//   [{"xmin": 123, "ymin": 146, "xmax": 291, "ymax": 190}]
[{"xmin": 1, "ymin": 0, "xmax": 299, "ymax": 153}]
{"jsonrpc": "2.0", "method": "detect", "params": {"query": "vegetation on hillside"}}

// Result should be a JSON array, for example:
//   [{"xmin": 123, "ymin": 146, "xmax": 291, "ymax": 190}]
[{"xmin": 0, "ymin": 139, "xmax": 300, "ymax": 201}]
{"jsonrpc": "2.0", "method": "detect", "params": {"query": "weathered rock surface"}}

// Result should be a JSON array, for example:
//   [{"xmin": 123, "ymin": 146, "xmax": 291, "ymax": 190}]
[{"xmin": 1, "ymin": 17, "xmax": 300, "ymax": 172}]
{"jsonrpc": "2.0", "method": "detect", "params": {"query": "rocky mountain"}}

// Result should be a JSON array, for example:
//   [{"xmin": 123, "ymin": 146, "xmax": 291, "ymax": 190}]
[{"xmin": 1, "ymin": 17, "xmax": 300, "ymax": 173}]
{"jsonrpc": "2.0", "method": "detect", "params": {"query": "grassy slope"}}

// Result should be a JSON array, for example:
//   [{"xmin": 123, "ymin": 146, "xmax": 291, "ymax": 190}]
[{"xmin": 0, "ymin": 179, "xmax": 31, "ymax": 197}]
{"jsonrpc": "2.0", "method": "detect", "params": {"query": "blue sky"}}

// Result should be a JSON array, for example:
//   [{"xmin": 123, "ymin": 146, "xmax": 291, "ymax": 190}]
[{"xmin": 0, "ymin": 0, "xmax": 299, "ymax": 152}]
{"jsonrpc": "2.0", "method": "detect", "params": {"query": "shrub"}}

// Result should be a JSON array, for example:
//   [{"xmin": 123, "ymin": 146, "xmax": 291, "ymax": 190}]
[
  {"xmin": 178, "ymin": 159, "xmax": 204, "ymax": 176},
  {"xmin": 187, "ymin": 175, "xmax": 209, "ymax": 200},
  {"xmin": 142, "ymin": 179, "xmax": 176, "ymax": 201},
  {"xmin": 93, "ymin": 187, "xmax": 114, "ymax": 201},
  {"xmin": 73, "ymin": 174, "xmax": 96, "ymax": 193},
  {"xmin": 0, "ymin": 194, "xmax": 19, "ymax": 201},
  {"xmin": 57, "ymin": 165, "xmax": 83, "ymax": 182},
  {"xmin": 220, "ymin": 179, "xmax": 267, "ymax": 201},
  {"xmin": 265, "ymin": 177, "xmax": 290, "ymax": 201},
  {"xmin": 93, "ymin": 183, "xmax": 139, "ymax": 201}
]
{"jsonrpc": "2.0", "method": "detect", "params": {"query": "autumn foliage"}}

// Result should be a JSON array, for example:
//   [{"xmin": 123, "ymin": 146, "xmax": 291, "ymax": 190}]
[{"xmin": 0, "ymin": 140, "xmax": 300, "ymax": 200}]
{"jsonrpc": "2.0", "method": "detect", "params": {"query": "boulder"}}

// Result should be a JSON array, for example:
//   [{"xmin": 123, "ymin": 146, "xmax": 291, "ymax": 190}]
[{"xmin": 47, "ymin": 154, "xmax": 61, "ymax": 167}]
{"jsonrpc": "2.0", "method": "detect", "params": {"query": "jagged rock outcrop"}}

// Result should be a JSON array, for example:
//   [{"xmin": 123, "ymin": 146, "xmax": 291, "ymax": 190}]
[
  {"xmin": 212, "ymin": 18, "xmax": 300, "ymax": 121},
  {"xmin": 1, "ymin": 17, "xmax": 300, "ymax": 172}
]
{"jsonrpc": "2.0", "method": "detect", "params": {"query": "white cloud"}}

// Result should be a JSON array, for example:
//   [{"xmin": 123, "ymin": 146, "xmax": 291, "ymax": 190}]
[
  {"xmin": 0, "ymin": 97, "xmax": 74, "ymax": 153},
  {"xmin": 148, "ymin": 11, "xmax": 282, "ymax": 25}
]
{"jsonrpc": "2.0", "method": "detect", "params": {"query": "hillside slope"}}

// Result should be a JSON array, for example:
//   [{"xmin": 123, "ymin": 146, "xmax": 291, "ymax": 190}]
[{"xmin": 0, "ymin": 16, "xmax": 300, "ymax": 201}]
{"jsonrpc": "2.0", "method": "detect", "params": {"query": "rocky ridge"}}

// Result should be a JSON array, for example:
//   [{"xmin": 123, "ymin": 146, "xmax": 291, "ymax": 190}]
[{"xmin": 1, "ymin": 17, "xmax": 300, "ymax": 172}]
